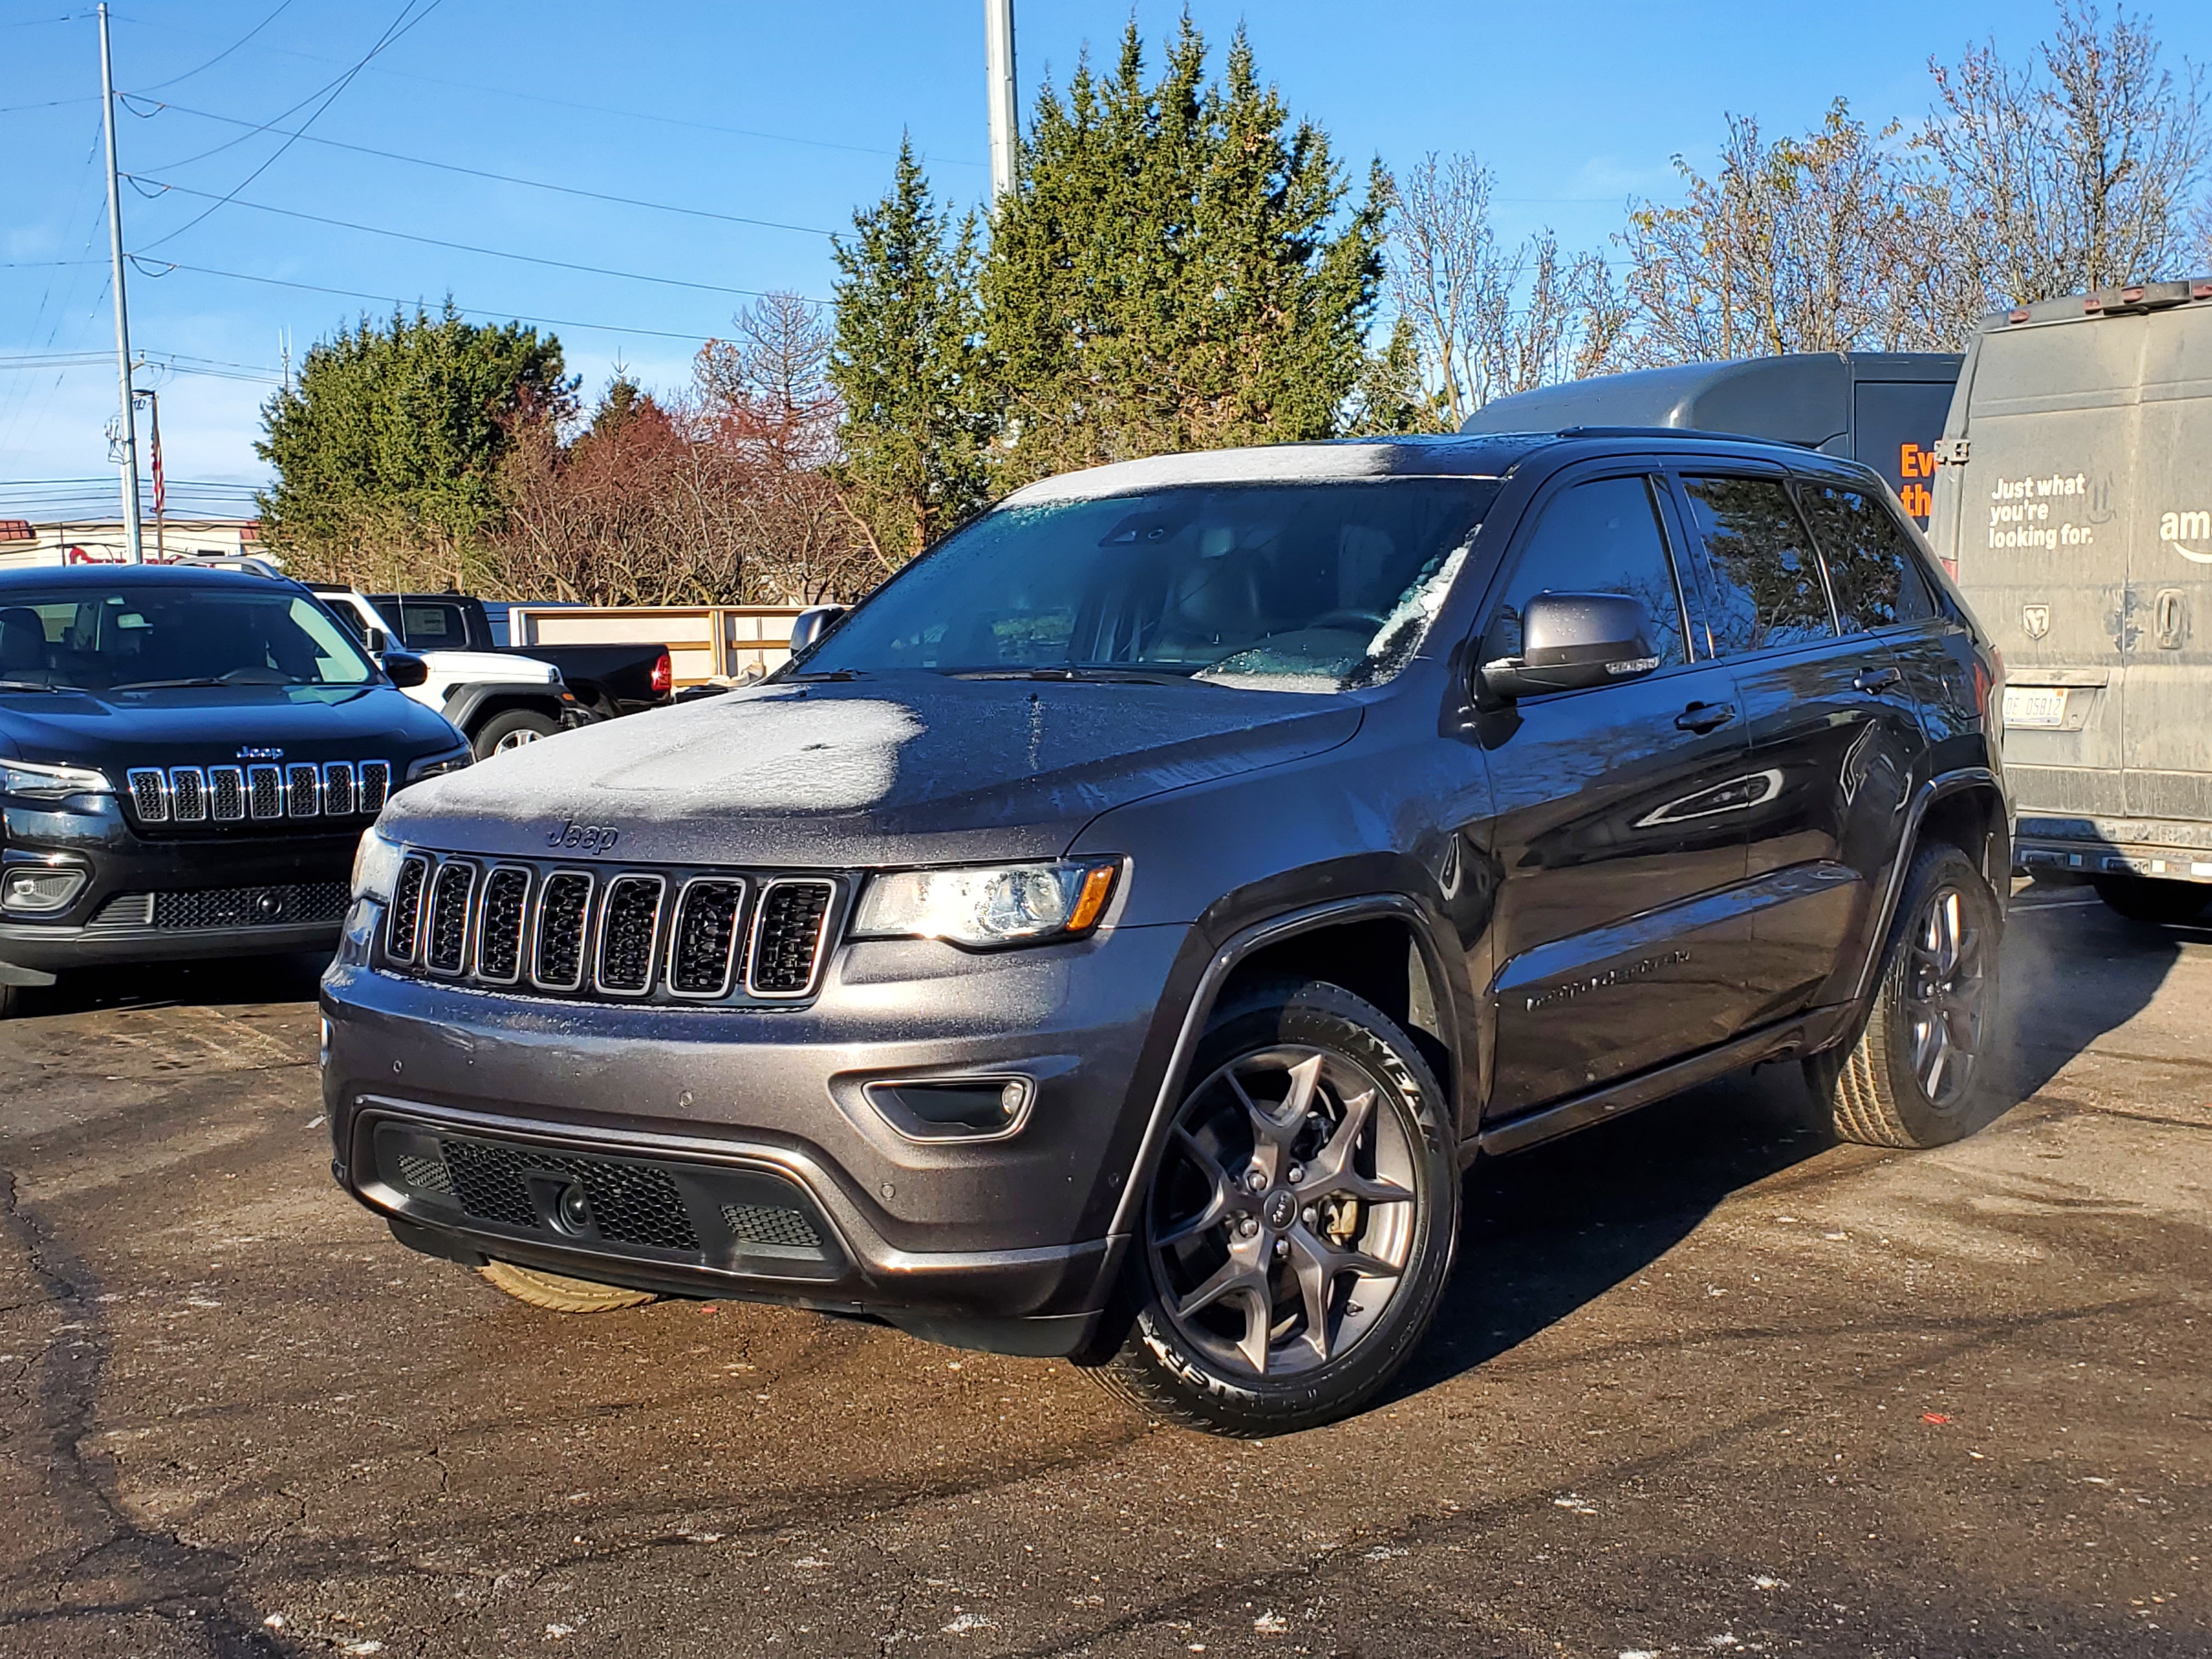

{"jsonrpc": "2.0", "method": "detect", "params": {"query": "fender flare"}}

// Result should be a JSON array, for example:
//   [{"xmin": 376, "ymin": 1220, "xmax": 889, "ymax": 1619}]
[
  {"xmin": 439, "ymin": 681, "xmax": 566, "ymax": 736},
  {"xmin": 1846, "ymin": 765, "xmax": 2011, "ymax": 1006},
  {"xmin": 1104, "ymin": 893, "xmax": 1463, "ymax": 1245}
]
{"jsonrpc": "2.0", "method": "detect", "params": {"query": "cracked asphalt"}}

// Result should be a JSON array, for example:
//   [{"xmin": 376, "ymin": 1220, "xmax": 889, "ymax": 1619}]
[{"xmin": 2, "ymin": 887, "xmax": 2207, "ymax": 1659}]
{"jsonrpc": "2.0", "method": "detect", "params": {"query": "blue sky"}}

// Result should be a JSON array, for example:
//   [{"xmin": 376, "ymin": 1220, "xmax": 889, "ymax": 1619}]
[{"xmin": 3, "ymin": 0, "xmax": 2207, "ymax": 517}]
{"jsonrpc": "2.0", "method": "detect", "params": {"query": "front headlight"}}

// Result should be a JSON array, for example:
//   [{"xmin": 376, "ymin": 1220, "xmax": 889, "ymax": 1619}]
[
  {"xmin": 853, "ymin": 859, "xmax": 1121, "ymax": 949},
  {"xmin": 405, "ymin": 746, "xmax": 472, "ymax": 785},
  {"xmin": 351, "ymin": 825, "xmax": 404, "ymax": 904},
  {"xmin": 0, "ymin": 759, "xmax": 112, "ymax": 800}
]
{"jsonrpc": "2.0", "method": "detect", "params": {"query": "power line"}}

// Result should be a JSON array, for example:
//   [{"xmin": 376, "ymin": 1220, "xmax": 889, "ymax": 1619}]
[
  {"xmin": 125, "ymin": 179, "xmax": 832, "ymax": 302},
  {"xmin": 138, "ymin": 0, "xmax": 448, "ymax": 252},
  {"xmin": 125, "ymin": 99, "xmax": 838, "ymax": 236},
  {"xmin": 132, "ymin": 0, "xmax": 297, "ymax": 94}
]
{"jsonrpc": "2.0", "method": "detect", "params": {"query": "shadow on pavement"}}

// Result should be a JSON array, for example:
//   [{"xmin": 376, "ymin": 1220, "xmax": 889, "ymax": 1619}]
[
  {"xmin": 1393, "ymin": 881, "xmax": 2190, "ymax": 1402},
  {"xmin": 2, "ymin": 949, "xmax": 330, "ymax": 1020}
]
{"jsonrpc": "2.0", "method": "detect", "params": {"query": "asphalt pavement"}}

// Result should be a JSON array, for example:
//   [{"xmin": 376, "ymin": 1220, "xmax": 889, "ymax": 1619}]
[{"xmin": 2, "ymin": 888, "xmax": 2206, "ymax": 1658}]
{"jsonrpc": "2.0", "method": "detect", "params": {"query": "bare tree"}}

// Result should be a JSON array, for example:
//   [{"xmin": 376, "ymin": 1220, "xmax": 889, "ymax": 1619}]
[
  {"xmin": 1386, "ymin": 152, "xmax": 1622, "ymax": 424},
  {"xmin": 1922, "ymin": 1, "xmax": 2208, "ymax": 306},
  {"xmin": 1617, "ymin": 101, "xmax": 1970, "ymax": 366}
]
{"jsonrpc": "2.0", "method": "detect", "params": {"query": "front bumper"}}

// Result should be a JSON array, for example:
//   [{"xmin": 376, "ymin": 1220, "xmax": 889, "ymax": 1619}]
[
  {"xmin": 320, "ymin": 903, "xmax": 1200, "ymax": 1355},
  {"xmin": 1, "ymin": 794, "xmax": 358, "ymax": 979}
]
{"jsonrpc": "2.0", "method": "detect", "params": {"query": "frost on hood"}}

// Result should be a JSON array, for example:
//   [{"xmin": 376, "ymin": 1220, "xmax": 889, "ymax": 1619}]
[{"xmin": 395, "ymin": 691, "xmax": 926, "ymax": 822}]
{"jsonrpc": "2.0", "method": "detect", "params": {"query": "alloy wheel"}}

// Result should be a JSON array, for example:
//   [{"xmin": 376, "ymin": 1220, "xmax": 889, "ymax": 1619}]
[
  {"xmin": 493, "ymin": 729, "xmax": 543, "ymax": 753},
  {"xmin": 1146, "ymin": 1044, "xmax": 1419, "ymax": 1378},
  {"xmin": 1903, "ymin": 884, "xmax": 1987, "ymax": 1109}
]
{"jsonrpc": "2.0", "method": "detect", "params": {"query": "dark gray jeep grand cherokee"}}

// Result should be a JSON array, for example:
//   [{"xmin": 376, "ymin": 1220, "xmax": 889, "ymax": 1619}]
[{"xmin": 323, "ymin": 432, "xmax": 2009, "ymax": 1435}]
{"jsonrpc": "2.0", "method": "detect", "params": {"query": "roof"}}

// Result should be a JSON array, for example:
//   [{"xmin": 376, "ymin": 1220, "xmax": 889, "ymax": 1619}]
[
  {"xmin": 1978, "ymin": 276, "xmax": 2212, "ymax": 332},
  {"xmin": 0, "ymin": 562, "xmax": 301, "ymax": 593},
  {"xmin": 1458, "ymin": 352, "xmax": 1961, "ymax": 448}
]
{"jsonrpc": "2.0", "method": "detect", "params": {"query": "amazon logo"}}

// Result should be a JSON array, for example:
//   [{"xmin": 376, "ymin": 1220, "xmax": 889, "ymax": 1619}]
[{"xmin": 2160, "ymin": 509, "xmax": 2212, "ymax": 565}]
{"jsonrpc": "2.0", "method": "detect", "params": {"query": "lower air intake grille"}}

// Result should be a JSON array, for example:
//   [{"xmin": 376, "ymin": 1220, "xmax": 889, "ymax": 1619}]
[
  {"xmin": 749, "ymin": 880, "xmax": 833, "ymax": 996},
  {"xmin": 721, "ymin": 1203, "xmax": 822, "ymax": 1250},
  {"xmin": 395, "ymin": 1153, "xmax": 454, "ymax": 1197},
  {"xmin": 151, "ymin": 881, "xmax": 349, "ymax": 930},
  {"xmin": 441, "ymin": 1137, "xmax": 701, "ymax": 1252}
]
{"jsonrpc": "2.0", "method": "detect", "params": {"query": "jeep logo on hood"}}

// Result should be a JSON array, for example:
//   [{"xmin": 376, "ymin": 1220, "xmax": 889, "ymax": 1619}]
[{"xmin": 546, "ymin": 819, "xmax": 620, "ymax": 855}]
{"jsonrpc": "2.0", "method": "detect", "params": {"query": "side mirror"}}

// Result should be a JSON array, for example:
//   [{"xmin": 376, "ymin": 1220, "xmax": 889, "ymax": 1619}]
[
  {"xmin": 1477, "ymin": 592, "xmax": 1660, "ymax": 704},
  {"xmin": 382, "ymin": 651, "xmax": 430, "ymax": 690},
  {"xmin": 787, "ymin": 604, "xmax": 848, "ymax": 658},
  {"xmin": 363, "ymin": 624, "xmax": 391, "ymax": 656}
]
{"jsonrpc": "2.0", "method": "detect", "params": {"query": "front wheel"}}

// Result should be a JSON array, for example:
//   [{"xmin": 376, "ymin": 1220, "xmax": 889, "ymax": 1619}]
[
  {"xmin": 2091, "ymin": 874, "xmax": 2209, "ymax": 926},
  {"xmin": 471, "ymin": 708, "xmax": 562, "ymax": 760},
  {"xmin": 1806, "ymin": 842, "xmax": 2002, "ymax": 1149},
  {"xmin": 1081, "ymin": 980, "xmax": 1459, "ymax": 1436}
]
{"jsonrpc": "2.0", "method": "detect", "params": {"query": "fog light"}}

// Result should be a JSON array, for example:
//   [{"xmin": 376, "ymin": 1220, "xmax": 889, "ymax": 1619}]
[
  {"xmin": 555, "ymin": 1182, "xmax": 592, "ymax": 1235},
  {"xmin": 1, "ymin": 867, "xmax": 87, "ymax": 915}
]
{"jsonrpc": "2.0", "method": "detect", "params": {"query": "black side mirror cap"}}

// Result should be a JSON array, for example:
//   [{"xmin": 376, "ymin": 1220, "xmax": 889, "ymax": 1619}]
[
  {"xmin": 382, "ymin": 651, "xmax": 430, "ymax": 689},
  {"xmin": 1476, "ymin": 591, "xmax": 1660, "ymax": 703},
  {"xmin": 787, "ymin": 604, "xmax": 848, "ymax": 658}
]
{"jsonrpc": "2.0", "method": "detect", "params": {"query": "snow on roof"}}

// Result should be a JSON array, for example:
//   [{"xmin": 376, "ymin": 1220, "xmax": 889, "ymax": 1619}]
[{"xmin": 998, "ymin": 437, "xmax": 1519, "ymax": 507}]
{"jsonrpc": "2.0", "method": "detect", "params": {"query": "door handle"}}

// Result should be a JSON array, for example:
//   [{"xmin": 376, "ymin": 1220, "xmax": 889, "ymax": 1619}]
[
  {"xmin": 1853, "ymin": 666, "xmax": 1903, "ymax": 693},
  {"xmin": 1674, "ymin": 701, "xmax": 1737, "ymax": 733}
]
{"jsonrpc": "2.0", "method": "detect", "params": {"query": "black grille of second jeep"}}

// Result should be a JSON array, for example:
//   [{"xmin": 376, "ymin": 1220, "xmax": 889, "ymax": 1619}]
[
  {"xmin": 152, "ymin": 881, "xmax": 350, "ymax": 930},
  {"xmin": 380, "ymin": 851, "xmax": 840, "ymax": 1006},
  {"xmin": 442, "ymin": 1136, "xmax": 699, "ymax": 1251}
]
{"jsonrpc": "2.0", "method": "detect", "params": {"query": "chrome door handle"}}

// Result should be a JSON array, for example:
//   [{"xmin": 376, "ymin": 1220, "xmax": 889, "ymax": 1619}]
[
  {"xmin": 1674, "ymin": 702, "xmax": 1737, "ymax": 733},
  {"xmin": 1853, "ymin": 666, "xmax": 1903, "ymax": 693}
]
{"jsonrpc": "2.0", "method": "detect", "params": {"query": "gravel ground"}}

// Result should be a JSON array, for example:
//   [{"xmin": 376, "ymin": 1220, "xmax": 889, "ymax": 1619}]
[{"xmin": 1, "ymin": 887, "xmax": 2205, "ymax": 1659}]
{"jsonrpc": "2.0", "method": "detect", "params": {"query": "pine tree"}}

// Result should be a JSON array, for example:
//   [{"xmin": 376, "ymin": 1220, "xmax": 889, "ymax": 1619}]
[
  {"xmin": 980, "ymin": 19, "xmax": 1388, "ymax": 487},
  {"xmin": 827, "ymin": 139, "xmax": 992, "ymax": 564}
]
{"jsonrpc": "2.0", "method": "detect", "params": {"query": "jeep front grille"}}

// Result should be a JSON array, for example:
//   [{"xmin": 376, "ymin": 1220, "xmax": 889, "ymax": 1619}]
[
  {"xmin": 381, "ymin": 853, "xmax": 840, "ymax": 1006},
  {"xmin": 123, "ymin": 760, "xmax": 391, "ymax": 828}
]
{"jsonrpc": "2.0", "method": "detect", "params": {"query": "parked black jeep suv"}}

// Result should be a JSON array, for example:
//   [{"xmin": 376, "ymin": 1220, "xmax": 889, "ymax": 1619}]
[
  {"xmin": 0, "ymin": 565, "xmax": 470, "ymax": 1016},
  {"xmin": 323, "ymin": 432, "xmax": 2008, "ymax": 1434}
]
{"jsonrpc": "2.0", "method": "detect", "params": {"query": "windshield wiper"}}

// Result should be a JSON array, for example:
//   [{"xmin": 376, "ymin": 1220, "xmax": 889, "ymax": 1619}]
[
  {"xmin": 954, "ymin": 665, "xmax": 1199, "ymax": 685},
  {"xmin": 110, "ymin": 676, "xmax": 232, "ymax": 691},
  {"xmin": 0, "ymin": 679, "xmax": 61, "ymax": 693}
]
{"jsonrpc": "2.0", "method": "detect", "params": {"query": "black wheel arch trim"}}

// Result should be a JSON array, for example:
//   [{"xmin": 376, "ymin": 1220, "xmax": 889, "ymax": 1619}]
[
  {"xmin": 1844, "ymin": 765, "xmax": 2011, "ymax": 1011},
  {"xmin": 439, "ymin": 681, "xmax": 568, "ymax": 735},
  {"xmin": 1104, "ymin": 892, "xmax": 1468, "ymax": 1248}
]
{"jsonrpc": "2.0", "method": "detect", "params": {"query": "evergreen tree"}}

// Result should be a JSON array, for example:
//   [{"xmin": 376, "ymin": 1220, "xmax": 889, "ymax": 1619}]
[
  {"xmin": 980, "ymin": 19, "xmax": 1388, "ymax": 486},
  {"xmin": 827, "ymin": 139, "xmax": 992, "ymax": 563},
  {"xmin": 257, "ymin": 302, "xmax": 571, "ymax": 584}
]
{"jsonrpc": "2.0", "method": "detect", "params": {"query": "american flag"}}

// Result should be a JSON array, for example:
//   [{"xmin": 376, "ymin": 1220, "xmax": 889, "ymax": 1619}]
[{"xmin": 149, "ymin": 421, "xmax": 165, "ymax": 518}]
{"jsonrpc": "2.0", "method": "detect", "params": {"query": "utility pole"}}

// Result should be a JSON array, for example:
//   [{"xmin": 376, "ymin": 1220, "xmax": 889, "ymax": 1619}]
[
  {"xmin": 985, "ymin": 0, "xmax": 1017, "ymax": 202},
  {"xmin": 97, "ymin": 3, "xmax": 144, "ymax": 563}
]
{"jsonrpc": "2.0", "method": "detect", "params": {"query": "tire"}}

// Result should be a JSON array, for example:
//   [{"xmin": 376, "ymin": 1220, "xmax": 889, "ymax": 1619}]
[
  {"xmin": 0, "ymin": 982, "xmax": 18, "ymax": 1020},
  {"xmin": 1080, "ymin": 979, "xmax": 1460, "ymax": 1437},
  {"xmin": 2090, "ymin": 874, "xmax": 2209, "ymax": 927},
  {"xmin": 1806, "ymin": 842, "xmax": 2002, "ymax": 1149},
  {"xmin": 471, "ymin": 708, "xmax": 561, "ymax": 760},
  {"xmin": 477, "ymin": 1259, "xmax": 657, "ymax": 1313}
]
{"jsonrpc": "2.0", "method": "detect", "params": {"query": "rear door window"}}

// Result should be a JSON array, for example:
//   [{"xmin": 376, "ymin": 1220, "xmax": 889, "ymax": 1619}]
[
  {"xmin": 1483, "ymin": 475, "xmax": 1689, "ymax": 669},
  {"xmin": 1679, "ymin": 475, "xmax": 1836, "ymax": 655},
  {"xmin": 1798, "ymin": 484, "xmax": 1939, "ymax": 634}
]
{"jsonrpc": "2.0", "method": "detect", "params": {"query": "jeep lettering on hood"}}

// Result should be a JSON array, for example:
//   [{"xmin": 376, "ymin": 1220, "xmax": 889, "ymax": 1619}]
[{"xmin": 382, "ymin": 675, "xmax": 1363, "ymax": 866}]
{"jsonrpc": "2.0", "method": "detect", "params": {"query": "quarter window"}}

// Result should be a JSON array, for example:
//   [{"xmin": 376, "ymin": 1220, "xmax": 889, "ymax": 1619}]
[
  {"xmin": 1484, "ymin": 476, "xmax": 1688, "ymax": 670},
  {"xmin": 1680, "ymin": 475, "xmax": 1837, "ymax": 654},
  {"xmin": 1798, "ymin": 484, "xmax": 1938, "ymax": 633}
]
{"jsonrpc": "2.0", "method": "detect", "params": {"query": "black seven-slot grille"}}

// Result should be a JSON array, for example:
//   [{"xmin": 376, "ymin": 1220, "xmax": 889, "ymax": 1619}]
[
  {"xmin": 382, "ymin": 851, "xmax": 838, "ymax": 1004},
  {"xmin": 125, "ymin": 760, "xmax": 390, "ymax": 827}
]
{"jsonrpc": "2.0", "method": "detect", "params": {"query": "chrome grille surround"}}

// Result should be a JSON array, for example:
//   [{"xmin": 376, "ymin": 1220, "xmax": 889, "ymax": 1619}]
[
  {"xmin": 118, "ymin": 760, "xmax": 391, "ymax": 827},
  {"xmin": 208, "ymin": 765, "xmax": 246, "ymax": 821},
  {"xmin": 380, "ymin": 851, "xmax": 840, "ymax": 1006},
  {"xmin": 126, "ymin": 768, "xmax": 170, "ymax": 822},
  {"xmin": 169, "ymin": 766, "xmax": 207, "ymax": 822}
]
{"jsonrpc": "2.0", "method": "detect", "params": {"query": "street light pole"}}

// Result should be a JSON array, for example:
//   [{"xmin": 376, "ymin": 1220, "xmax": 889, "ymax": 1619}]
[
  {"xmin": 985, "ymin": 0, "xmax": 1017, "ymax": 202},
  {"xmin": 97, "ymin": 2, "xmax": 144, "ymax": 564}
]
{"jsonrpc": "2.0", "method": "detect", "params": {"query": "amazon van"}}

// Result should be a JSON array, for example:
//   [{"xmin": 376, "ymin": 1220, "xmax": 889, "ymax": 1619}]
[{"xmin": 1928, "ymin": 277, "xmax": 2212, "ymax": 923}]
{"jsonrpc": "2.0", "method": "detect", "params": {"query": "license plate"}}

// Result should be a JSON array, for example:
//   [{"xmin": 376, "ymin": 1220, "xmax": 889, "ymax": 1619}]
[{"xmin": 2003, "ymin": 686, "xmax": 2067, "ymax": 729}]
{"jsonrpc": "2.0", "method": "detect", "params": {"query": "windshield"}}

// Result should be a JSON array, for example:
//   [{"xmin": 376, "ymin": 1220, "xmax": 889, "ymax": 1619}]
[
  {"xmin": 799, "ymin": 480, "xmax": 1500, "ymax": 690},
  {"xmin": 0, "ymin": 586, "xmax": 376, "ymax": 692}
]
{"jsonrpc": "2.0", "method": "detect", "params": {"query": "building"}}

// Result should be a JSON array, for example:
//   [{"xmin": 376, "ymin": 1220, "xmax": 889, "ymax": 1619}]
[{"xmin": 0, "ymin": 516, "xmax": 270, "ymax": 569}]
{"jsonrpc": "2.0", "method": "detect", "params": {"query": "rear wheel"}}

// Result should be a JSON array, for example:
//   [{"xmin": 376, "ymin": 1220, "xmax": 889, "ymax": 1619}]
[
  {"xmin": 477, "ymin": 1259, "xmax": 657, "ymax": 1313},
  {"xmin": 1807, "ymin": 842, "xmax": 2001, "ymax": 1149},
  {"xmin": 2091, "ymin": 874, "xmax": 2209, "ymax": 926},
  {"xmin": 471, "ymin": 708, "xmax": 561, "ymax": 759},
  {"xmin": 1081, "ymin": 980, "xmax": 1459, "ymax": 1436}
]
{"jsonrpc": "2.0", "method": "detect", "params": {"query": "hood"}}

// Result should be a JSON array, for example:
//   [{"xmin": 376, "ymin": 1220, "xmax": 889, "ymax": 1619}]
[
  {"xmin": 382, "ymin": 672, "xmax": 1363, "ymax": 866},
  {"xmin": 0, "ymin": 682, "xmax": 461, "ymax": 771}
]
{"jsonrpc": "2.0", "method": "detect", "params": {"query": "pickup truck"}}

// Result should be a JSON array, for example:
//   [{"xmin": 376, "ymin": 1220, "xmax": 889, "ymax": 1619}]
[{"xmin": 364, "ymin": 593, "xmax": 672, "ymax": 724}]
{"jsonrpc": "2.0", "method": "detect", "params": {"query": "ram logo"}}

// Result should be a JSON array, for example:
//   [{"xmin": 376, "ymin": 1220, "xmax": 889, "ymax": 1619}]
[{"xmin": 2162, "ymin": 508, "xmax": 2212, "ymax": 565}]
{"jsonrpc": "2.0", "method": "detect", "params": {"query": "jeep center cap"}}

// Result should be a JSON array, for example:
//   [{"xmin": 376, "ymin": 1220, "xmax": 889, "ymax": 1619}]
[{"xmin": 1263, "ymin": 1188, "xmax": 1299, "ymax": 1231}]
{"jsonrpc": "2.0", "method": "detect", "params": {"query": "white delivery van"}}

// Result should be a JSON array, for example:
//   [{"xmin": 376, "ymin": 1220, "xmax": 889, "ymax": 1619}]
[{"xmin": 1929, "ymin": 278, "xmax": 2212, "ymax": 923}]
